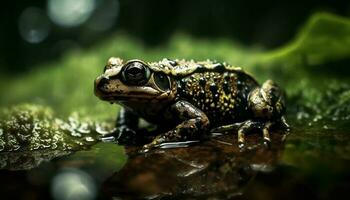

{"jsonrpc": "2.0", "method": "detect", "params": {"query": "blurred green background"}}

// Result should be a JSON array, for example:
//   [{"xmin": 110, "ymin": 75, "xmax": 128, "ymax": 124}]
[
  {"xmin": 1, "ymin": 0, "xmax": 349, "ymax": 119},
  {"xmin": 1, "ymin": 0, "xmax": 349, "ymax": 72}
]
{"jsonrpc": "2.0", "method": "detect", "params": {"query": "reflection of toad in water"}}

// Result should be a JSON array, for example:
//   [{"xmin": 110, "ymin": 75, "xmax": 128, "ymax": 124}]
[{"xmin": 100, "ymin": 131, "xmax": 287, "ymax": 199}]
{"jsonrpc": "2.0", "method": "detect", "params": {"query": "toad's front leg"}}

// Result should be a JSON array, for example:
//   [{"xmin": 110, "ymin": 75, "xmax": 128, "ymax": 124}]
[
  {"xmin": 101, "ymin": 107, "xmax": 140, "ymax": 145},
  {"xmin": 142, "ymin": 100, "xmax": 210, "ymax": 150}
]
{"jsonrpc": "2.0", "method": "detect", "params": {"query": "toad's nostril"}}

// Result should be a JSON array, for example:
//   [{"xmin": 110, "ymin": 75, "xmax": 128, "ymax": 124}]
[{"xmin": 97, "ymin": 77, "xmax": 109, "ymax": 90}]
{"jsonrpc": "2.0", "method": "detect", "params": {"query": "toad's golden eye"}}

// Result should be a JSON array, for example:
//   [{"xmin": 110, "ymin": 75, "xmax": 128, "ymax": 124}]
[
  {"xmin": 153, "ymin": 72, "xmax": 171, "ymax": 91},
  {"xmin": 122, "ymin": 61, "xmax": 151, "ymax": 86}
]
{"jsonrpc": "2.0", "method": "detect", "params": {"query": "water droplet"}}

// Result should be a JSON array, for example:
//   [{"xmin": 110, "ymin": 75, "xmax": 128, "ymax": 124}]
[
  {"xmin": 70, "ymin": 131, "xmax": 82, "ymax": 137},
  {"xmin": 96, "ymin": 124, "xmax": 113, "ymax": 135},
  {"xmin": 85, "ymin": 136, "xmax": 95, "ymax": 142}
]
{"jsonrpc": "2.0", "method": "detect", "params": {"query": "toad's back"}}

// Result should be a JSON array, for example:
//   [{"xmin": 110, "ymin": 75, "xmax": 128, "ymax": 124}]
[{"xmin": 176, "ymin": 71, "xmax": 259, "ymax": 126}]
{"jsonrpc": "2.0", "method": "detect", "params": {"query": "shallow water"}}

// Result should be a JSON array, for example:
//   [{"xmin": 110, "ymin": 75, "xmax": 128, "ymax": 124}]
[{"xmin": 0, "ymin": 122, "xmax": 349, "ymax": 200}]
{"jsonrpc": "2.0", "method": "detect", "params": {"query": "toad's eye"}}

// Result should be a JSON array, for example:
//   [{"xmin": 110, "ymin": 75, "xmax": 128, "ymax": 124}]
[
  {"xmin": 153, "ymin": 72, "xmax": 171, "ymax": 91},
  {"xmin": 122, "ymin": 61, "xmax": 150, "ymax": 85}
]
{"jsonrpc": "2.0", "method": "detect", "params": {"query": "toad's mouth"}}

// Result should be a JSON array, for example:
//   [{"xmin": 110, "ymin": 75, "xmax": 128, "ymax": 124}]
[
  {"xmin": 94, "ymin": 84, "xmax": 173, "ymax": 103},
  {"xmin": 95, "ymin": 76, "xmax": 161, "ymax": 99},
  {"xmin": 94, "ymin": 75, "xmax": 175, "ymax": 103},
  {"xmin": 95, "ymin": 88, "xmax": 176, "ymax": 104},
  {"xmin": 94, "ymin": 85, "xmax": 164, "ymax": 101},
  {"xmin": 96, "ymin": 92, "xmax": 161, "ymax": 102}
]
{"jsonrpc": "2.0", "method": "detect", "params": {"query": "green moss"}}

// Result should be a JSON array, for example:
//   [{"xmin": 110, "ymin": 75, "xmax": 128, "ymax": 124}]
[
  {"xmin": 0, "ymin": 104, "xmax": 113, "ymax": 152},
  {"xmin": 259, "ymin": 12, "xmax": 350, "ymax": 73}
]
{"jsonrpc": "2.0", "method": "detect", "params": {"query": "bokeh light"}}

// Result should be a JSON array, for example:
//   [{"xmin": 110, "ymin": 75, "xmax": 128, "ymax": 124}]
[
  {"xmin": 86, "ymin": 0, "xmax": 119, "ymax": 32},
  {"xmin": 51, "ymin": 168, "xmax": 96, "ymax": 200},
  {"xmin": 47, "ymin": 0, "xmax": 96, "ymax": 27},
  {"xmin": 18, "ymin": 7, "xmax": 50, "ymax": 44}
]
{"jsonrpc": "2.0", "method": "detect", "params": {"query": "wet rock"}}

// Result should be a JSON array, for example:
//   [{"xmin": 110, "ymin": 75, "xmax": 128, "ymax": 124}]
[
  {"xmin": 0, "ymin": 150, "xmax": 70, "ymax": 171},
  {"xmin": 0, "ymin": 104, "xmax": 113, "ymax": 170}
]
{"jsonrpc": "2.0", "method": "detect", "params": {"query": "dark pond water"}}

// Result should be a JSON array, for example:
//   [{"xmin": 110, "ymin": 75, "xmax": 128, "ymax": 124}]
[{"xmin": 0, "ymin": 121, "xmax": 349, "ymax": 200}]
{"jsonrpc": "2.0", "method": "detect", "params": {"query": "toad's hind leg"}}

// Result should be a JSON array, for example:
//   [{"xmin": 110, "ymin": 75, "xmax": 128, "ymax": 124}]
[{"xmin": 142, "ymin": 100, "xmax": 210, "ymax": 151}]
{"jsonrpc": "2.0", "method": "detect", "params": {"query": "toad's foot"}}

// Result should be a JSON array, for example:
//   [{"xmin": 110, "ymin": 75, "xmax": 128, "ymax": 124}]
[
  {"xmin": 237, "ymin": 118, "xmax": 290, "ymax": 150},
  {"xmin": 238, "ymin": 121, "xmax": 273, "ymax": 149},
  {"xmin": 140, "ymin": 135, "xmax": 168, "ymax": 153},
  {"xmin": 101, "ymin": 126, "xmax": 138, "ymax": 145},
  {"xmin": 235, "ymin": 120, "xmax": 265, "ymax": 149}
]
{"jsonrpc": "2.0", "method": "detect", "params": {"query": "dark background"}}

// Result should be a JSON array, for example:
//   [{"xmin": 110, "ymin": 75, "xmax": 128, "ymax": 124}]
[{"xmin": 1, "ymin": 0, "xmax": 349, "ymax": 73}]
